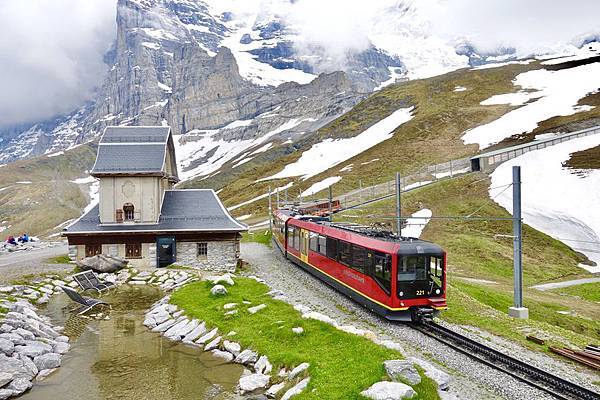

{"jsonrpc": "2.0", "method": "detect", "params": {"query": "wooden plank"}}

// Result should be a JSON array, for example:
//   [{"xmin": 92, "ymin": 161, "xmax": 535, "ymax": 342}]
[
  {"xmin": 550, "ymin": 347, "xmax": 600, "ymax": 370},
  {"xmin": 526, "ymin": 335, "xmax": 545, "ymax": 345}
]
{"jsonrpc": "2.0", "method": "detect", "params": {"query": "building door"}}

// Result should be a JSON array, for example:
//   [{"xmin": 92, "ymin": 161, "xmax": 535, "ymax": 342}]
[
  {"xmin": 300, "ymin": 229, "xmax": 309, "ymax": 263},
  {"xmin": 156, "ymin": 236, "xmax": 176, "ymax": 268},
  {"xmin": 85, "ymin": 244, "xmax": 102, "ymax": 257}
]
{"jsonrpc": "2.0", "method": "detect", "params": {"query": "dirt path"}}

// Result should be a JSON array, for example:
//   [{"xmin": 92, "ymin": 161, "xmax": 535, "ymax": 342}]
[
  {"xmin": 530, "ymin": 277, "xmax": 600, "ymax": 291},
  {"xmin": 241, "ymin": 242, "xmax": 599, "ymax": 400},
  {"xmin": 0, "ymin": 243, "xmax": 71, "ymax": 283}
]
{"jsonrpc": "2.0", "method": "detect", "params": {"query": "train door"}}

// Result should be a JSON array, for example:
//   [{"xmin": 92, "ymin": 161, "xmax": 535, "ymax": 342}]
[{"xmin": 299, "ymin": 229, "xmax": 309, "ymax": 263}]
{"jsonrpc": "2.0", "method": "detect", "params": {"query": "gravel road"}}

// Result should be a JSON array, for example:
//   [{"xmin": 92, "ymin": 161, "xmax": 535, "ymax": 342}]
[
  {"xmin": 0, "ymin": 243, "xmax": 71, "ymax": 283},
  {"xmin": 241, "ymin": 242, "xmax": 600, "ymax": 400}
]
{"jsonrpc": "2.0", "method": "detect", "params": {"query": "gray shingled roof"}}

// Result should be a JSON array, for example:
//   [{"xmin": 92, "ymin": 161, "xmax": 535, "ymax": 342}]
[
  {"xmin": 91, "ymin": 126, "xmax": 172, "ymax": 175},
  {"xmin": 101, "ymin": 126, "xmax": 170, "ymax": 144},
  {"xmin": 64, "ymin": 190, "xmax": 247, "ymax": 234}
]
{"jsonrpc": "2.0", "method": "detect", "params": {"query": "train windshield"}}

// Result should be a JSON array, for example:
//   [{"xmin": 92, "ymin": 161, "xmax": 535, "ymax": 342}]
[{"xmin": 398, "ymin": 255, "xmax": 443, "ymax": 281}]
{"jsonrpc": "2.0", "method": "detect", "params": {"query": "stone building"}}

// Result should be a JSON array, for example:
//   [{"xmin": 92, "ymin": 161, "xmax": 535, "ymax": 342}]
[{"xmin": 63, "ymin": 126, "xmax": 246, "ymax": 271}]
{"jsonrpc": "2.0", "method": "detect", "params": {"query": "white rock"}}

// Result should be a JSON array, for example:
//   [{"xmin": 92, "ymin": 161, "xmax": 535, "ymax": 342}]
[
  {"xmin": 35, "ymin": 368, "xmax": 58, "ymax": 381},
  {"xmin": 234, "ymin": 349, "xmax": 258, "ymax": 365},
  {"xmin": 204, "ymin": 336, "xmax": 221, "ymax": 351},
  {"xmin": 281, "ymin": 377, "xmax": 310, "ymax": 400},
  {"xmin": 224, "ymin": 310, "xmax": 238, "ymax": 316},
  {"xmin": 53, "ymin": 342, "xmax": 70, "ymax": 355},
  {"xmin": 302, "ymin": 311, "xmax": 337, "ymax": 327},
  {"xmin": 361, "ymin": 381, "xmax": 416, "ymax": 400},
  {"xmin": 196, "ymin": 328, "xmax": 218, "ymax": 345},
  {"xmin": 248, "ymin": 304, "xmax": 267, "ymax": 314},
  {"xmin": 211, "ymin": 349, "xmax": 234, "ymax": 362},
  {"xmin": 292, "ymin": 327, "xmax": 304, "ymax": 335},
  {"xmin": 288, "ymin": 362, "xmax": 310, "ymax": 379},
  {"xmin": 33, "ymin": 353, "xmax": 61, "ymax": 370},
  {"xmin": 293, "ymin": 304, "xmax": 311, "ymax": 314},
  {"xmin": 384, "ymin": 360, "xmax": 421, "ymax": 385},
  {"xmin": 266, "ymin": 381, "xmax": 286, "ymax": 398},
  {"xmin": 0, "ymin": 339, "xmax": 14, "ymax": 356},
  {"xmin": 0, "ymin": 372, "xmax": 12, "ymax": 387},
  {"xmin": 208, "ymin": 274, "xmax": 235, "ymax": 286},
  {"xmin": 239, "ymin": 373, "xmax": 270, "ymax": 393},
  {"xmin": 223, "ymin": 303, "xmax": 238, "ymax": 310},
  {"xmin": 254, "ymin": 355, "xmax": 272, "ymax": 375},
  {"xmin": 223, "ymin": 340, "xmax": 241, "ymax": 356},
  {"xmin": 151, "ymin": 319, "xmax": 177, "ymax": 333},
  {"xmin": 182, "ymin": 321, "xmax": 206, "ymax": 342},
  {"xmin": 408, "ymin": 357, "xmax": 451, "ymax": 390},
  {"xmin": 210, "ymin": 285, "xmax": 228, "ymax": 296}
]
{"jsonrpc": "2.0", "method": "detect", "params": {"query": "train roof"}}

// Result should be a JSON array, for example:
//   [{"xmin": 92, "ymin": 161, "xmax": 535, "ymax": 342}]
[{"xmin": 277, "ymin": 208, "xmax": 444, "ymax": 254}]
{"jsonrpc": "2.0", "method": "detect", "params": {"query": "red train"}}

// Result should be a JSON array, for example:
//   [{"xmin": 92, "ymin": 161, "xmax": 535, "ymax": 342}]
[{"xmin": 272, "ymin": 209, "xmax": 447, "ymax": 321}]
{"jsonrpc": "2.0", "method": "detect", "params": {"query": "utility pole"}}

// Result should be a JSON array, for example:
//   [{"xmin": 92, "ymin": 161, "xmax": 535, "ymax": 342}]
[
  {"xmin": 508, "ymin": 166, "xmax": 528, "ymax": 319},
  {"xmin": 328, "ymin": 186, "xmax": 333, "ymax": 222},
  {"xmin": 396, "ymin": 172, "xmax": 402, "ymax": 237},
  {"xmin": 268, "ymin": 186, "xmax": 272, "ymax": 232},
  {"xmin": 276, "ymin": 188, "xmax": 280, "ymax": 209}
]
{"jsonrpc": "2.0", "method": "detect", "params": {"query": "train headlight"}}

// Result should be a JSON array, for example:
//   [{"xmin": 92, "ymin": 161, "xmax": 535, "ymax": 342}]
[
  {"xmin": 435, "ymin": 289, "xmax": 440, "ymax": 295},
  {"xmin": 399, "ymin": 291, "xmax": 404, "ymax": 297}
]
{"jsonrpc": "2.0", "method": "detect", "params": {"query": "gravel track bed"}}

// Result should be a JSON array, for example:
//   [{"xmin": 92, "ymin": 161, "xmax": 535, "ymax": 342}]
[{"xmin": 242, "ymin": 243, "xmax": 599, "ymax": 400}]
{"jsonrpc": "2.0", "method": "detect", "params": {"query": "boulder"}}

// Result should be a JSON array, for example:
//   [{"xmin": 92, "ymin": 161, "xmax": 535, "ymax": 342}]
[
  {"xmin": 211, "ymin": 349, "xmax": 234, "ymax": 362},
  {"xmin": 288, "ymin": 362, "xmax": 310, "ymax": 379},
  {"xmin": 292, "ymin": 327, "xmax": 304, "ymax": 335},
  {"xmin": 254, "ymin": 355, "xmax": 272, "ymax": 375},
  {"xmin": 223, "ymin": 340, "xmax": 241, "ymax": 356},
  {"xmin": 234, "ymin": 349, "xmax": 258, "ymax": 365},
  {"xmin": 151, "ymin": 319, "xmax": 178, "ymax": 333},
  {"xmin": 17, "ymin": 354, "xmax": 37, "ymax": 377},
  {"xmin": 0, "ymin": 389, "xmax": 12, "ymax": 400},
  {"xmin": 408, "ymin": 357, "xmax": 451, "ymax": 390},
  {"xmin": 210, "ymin": 285, "xmax": 228, "ymax": 296},
  {"xmin": 15, "ymin": 341, "xmax": 52, "ymax": 358},
  {"xmin": 281, "ymin": 377, "xmax": 310, "ymax": 400},
  {"xmin": 77, "ymin": 254, "xmax": 128, "ymax": 273},
  {"xmin": 35, "ymin": 368, "xmax": 58, "ymax": 381},
  {"xmin": 361, "ymin": 381, "xmax": 416, "ymax": 400},
  {"xmin": 266, "ymin": 381, "xmax": 286, "ymax": 398},
  {"xmin": 13, "ymin": 328, "xmax": 35, "ymax": 341},
  {"xmin": 33, "ymin": 353, "xmax": 61, "ymax": 370},
  {"xmin": 53, "ymin": 342, "xmax": 70, "ymax": 354},
  {"xmin": 0, "ymin": 372, "xmax": 13, "ymax": 387},
  {"xmin": 196, "ymin": 328, "xmax": 218, "ymax": 345},
  {"xmin": 6, "ymin": 376, "xmax": 32, "ymax": 396},
  {"xmin": 0, "ymin": 325, "xmax": 13, "ymax": 334},
  {"xmin": 0, "ymin": 354, "xmax": 29, "ymax": 380},
  {"xmin": 384, "ymin": 360, "xmax": 421, "ymax": 385},
  {"xmin": 204, "ymin": 336, "xmax": 222, "ymax": 352},
  {"xmin": 0, "ymin": 339, "xmax": 14, "ymax": 356},
  {"xmin": 239, "ymin": 373, "xmax": 270, "ymax": 393},
  {"xmin": 183, "ymin": 322, "xmax": 206, "ymax": 343}
]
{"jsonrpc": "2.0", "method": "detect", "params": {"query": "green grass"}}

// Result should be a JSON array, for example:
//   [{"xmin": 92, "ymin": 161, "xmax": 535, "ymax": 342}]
[
  {"xmin": 45, "ymin": 254, "xmax": 72, "ymax": 264},
  {"xmin": 242, "ymin": 230, "xmax": 273, "ymax": 246},
  {"xmin": 554, "ymin": 282, "xmax": 600, "ymax": 303},
  {"xmin": 563, "ymin": 145, "xmax": 600, "ymax": 170},
  {"xmin": 171, "ymin": 278, "xmax": 440, "ymax": 400}
]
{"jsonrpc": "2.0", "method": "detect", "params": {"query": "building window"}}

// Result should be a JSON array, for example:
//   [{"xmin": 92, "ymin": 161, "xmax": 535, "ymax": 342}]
[
  {"xmin": 125, "ymin": 243, "xmax": 142, "ymax": 258},
  {"xmin": 123, "ymin": 203, "xmax": 135, "ymax": 221},
  {"xmin": 85, "ymin": 244, "xmax": 102, "ymax": 257},
  {"xmin": 197, "ymin": 242, "xmax": 208, "ymax": 258}
]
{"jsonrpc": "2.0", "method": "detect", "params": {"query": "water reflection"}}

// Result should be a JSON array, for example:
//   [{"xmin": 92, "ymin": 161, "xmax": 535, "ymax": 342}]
[{"xmin": 21, "ymin": 286, "xmax": 243, "ymax": 400}]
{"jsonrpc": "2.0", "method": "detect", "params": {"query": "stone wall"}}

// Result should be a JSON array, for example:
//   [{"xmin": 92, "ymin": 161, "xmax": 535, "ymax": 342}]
[{"xmin": 176, "ymin": 241, "xmax": 238, "ymax": 272}]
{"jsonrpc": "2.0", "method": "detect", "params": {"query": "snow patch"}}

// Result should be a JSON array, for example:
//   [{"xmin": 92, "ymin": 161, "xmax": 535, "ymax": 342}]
[
  {"xmin": 142, "ymin": 41, "xmax": 161, "ymax": 50},
  {"xmin": 463, "ymin": 63, "xmax": 600, "ymax": 149},
  {"xmin": 228, "ymin": 182, "xmax": 294, "ymax": 212},
  {"xmin": 301, "ymin": 176, "xmax": 342, "ymax": 197},
  {"xmin": 471, "ymin": 59, "xmax": 534, "ymax": 70},
  {"xmin": 46, "ymin": 151, "xmax": 64, "ymax": 158},
  {"xmin": 453, "ymin": 86, "xmax": 467, "ymax": 92},
  {"xmin": 262, "ymin": 107, "xmax": 414, "ymax": 181},
  {"xmin": 402, "ymin": 209, "xmax": 432, "ymax": 238},
  {"xmin": 490, "ymin": 135, "xmax": 600, "ymax": 272},
  {"xmin": 158, "ymin": 82, "xmax": 172, "ymax": 92}
]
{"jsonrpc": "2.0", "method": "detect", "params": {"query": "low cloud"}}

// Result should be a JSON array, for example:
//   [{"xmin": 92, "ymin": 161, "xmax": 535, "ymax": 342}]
[{"xmin": 0, "ymin": 0, "xmax": 116, "ymax": 127}]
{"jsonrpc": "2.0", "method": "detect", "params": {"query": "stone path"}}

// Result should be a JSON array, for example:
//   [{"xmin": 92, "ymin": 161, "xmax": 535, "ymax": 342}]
[{"xmin": 530, "ymin": 277, "xmax": 600, "ymax": 291}]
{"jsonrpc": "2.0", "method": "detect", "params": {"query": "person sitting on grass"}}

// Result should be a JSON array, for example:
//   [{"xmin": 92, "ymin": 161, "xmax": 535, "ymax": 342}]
[{"xmin": 6, "ymin": 236, "xmax": 16, "ymax": 245}]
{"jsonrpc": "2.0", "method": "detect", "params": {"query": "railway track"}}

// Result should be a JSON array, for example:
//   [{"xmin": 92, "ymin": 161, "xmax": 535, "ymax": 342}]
[{"xmin": 412, "ymin": 320, "xmax": 600, "ymax": 400}]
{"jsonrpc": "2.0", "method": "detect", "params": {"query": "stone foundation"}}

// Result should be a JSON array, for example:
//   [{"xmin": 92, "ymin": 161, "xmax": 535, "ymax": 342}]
[{"xmin": 176, "ymin": 241, "xmax": 238, "ymax": 272}]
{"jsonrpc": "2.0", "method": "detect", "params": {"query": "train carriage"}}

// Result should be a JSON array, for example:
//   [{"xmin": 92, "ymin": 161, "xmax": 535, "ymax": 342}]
[{"xmin": 272, "ymin": 209, "xmax": 447, "ymax": 321}]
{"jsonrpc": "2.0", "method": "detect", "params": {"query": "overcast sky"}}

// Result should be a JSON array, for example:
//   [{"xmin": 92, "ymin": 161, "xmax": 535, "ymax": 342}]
[
  {"xmin": 0, "ymin": 0, "xmax": 598, "ymax": 129},
  {"xmin": 0, "ymin": 0, "xmax": 116, "ymax": 128}
]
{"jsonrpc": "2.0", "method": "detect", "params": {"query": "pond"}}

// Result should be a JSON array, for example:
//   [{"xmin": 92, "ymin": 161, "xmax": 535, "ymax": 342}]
[{"xmin": 21, "ymin": 286, "xmax": 244, "ymax": 400}]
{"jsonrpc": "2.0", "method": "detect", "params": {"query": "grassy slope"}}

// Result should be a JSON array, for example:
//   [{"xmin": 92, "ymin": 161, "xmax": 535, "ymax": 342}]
[
  {"xmin": 553, "ymin": 282, "xmax": 600, "ymax": 303},
  {"xmin": 172, "ymin": 278, "xmax": 440, "ymax": 400},
  {"xmin": 335, "ymin": 174, "xmax": 599, "ymax": 348},
  {"xmin": 0, "ymin": 143, "xmax": 96, "ymax": 237},
  {"xmin": 564, "ymin": 144, "xmax": 600, "ymax": 170}
]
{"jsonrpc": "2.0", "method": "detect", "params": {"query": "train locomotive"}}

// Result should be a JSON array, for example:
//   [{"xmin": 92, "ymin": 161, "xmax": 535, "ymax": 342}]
[{"xmin": 272, "ymin": 208, "xmax": 447, "ymax": 321}]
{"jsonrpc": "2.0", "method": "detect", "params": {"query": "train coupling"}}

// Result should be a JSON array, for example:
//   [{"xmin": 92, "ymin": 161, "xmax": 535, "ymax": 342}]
[{"xmin": 412, "ymin": 307, "xmax": 435, "ymax": 322}]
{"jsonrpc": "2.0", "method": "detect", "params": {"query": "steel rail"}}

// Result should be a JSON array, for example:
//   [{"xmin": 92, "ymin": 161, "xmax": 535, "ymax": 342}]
[{"xmin": 413, "ymin": 321, "xmax": 600, "ymax": 400}]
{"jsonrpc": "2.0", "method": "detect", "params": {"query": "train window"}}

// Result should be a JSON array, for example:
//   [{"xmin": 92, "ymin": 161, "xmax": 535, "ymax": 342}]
[
  {"xmin": 398, "ymin": 256, "xmax": 427, "ymax": 281},
  {"xmin": 318, "ymin": 235, "xmax": 327, "ymax": 256},
  {"xmin": 293, "ymin": 229, "xmax": 300, "ymax": 250},
  {"xmin": 338, "ymin": 241, "xmax": 352, "ymax": 266},
  {"xmin": 352, "ymin": 245, "xmax": 368, "ymax": 273},
  {"xmin": 373, "ymin": 253, "xmax": 391, "ymax": 294},
  {"xmin": 326, "ymin": 237, "xmax": 338, "ymax": 260},
  {"xmin": 287, "ymin": 226, "xmax": 295, "ymax": 248},
  {"xmin": 309, "ymin": 232, "xmax": 318, "ymax": 252},
  {"xmin": 430, "ymin": 256, "xmax": 443, "ymax": 278}
]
